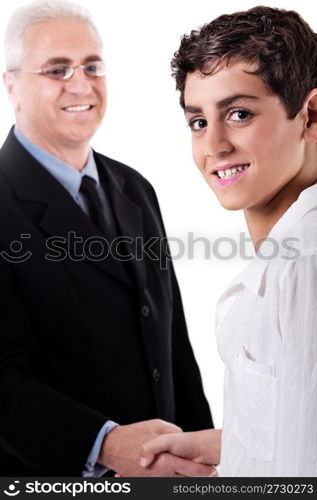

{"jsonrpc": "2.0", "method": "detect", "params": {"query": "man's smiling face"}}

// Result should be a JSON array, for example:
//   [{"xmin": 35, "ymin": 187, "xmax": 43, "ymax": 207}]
[
  {"xmin": 184, "ymin": 60, "xmax": 309, "ymax": 211},
  {"xmin": 7, "ymin": 16, "xmax": 106, "ymax": 151}
]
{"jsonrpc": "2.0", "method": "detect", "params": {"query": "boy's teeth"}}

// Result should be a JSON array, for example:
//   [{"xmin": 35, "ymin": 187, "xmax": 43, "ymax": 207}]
[{"xmin": 217, "ymin": 164, "xmax": 250, "ymax": 179}]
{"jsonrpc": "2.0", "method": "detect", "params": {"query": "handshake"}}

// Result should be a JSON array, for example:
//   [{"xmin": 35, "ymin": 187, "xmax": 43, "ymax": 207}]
[{"xmin": 98, "ymin": 419, "xmax": 221, "ymax": 477}]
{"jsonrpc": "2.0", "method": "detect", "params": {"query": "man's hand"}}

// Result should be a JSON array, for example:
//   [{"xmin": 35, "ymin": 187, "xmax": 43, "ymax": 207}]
[
  {"xmin": 97, "ymin": 419, "xmax": 217, "ymax": 476},
  {"xmin": 140, "ymin": 429, "xmax": 222, "ymax": 471}
]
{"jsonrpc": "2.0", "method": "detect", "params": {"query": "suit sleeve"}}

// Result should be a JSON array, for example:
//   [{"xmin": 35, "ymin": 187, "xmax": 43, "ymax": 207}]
[
  {"xmin": 170, "ymin": 264, "xmax": 214, "ymax": 431},
  {"xmin": 0, "ymin": 257, "xmax": 108, "ymax": 476},
  {"xmin": 148, "ymin": 185, "xmax": 213, "ymax": 431}
]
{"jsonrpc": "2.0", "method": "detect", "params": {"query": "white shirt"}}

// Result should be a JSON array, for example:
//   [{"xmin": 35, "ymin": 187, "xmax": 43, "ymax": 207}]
[{"xmin": 217, "ymin": 183, "xmax": 317, "ymax": 477}]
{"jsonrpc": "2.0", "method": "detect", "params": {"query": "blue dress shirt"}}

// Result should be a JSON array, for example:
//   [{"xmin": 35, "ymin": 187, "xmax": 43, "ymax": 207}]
[{"xmin": 14, "ymin": 126, "xmax": 118, "ymax": 477}]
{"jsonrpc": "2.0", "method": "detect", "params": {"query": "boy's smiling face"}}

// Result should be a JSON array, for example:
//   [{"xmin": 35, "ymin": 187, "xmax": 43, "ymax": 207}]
[{"xmin": 184, "ymin": 60, "xmax": 315, "ymax": 212}]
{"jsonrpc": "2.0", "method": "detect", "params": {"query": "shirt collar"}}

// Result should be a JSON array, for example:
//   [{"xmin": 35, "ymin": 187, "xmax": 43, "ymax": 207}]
[
  {"xmin": 226, "ymin": 183, "xmax": 317, "ymax": 296},
  {"xmin": 268, "ymin": 183, "xmax": 317, "ymax": 240},
  {"xmin": 224, "ymin": 256, "xmax": 268, "ymax": 297},
  {"xmin": 13, "ymin": 125, "xmax": 99, "ymax": 198}
]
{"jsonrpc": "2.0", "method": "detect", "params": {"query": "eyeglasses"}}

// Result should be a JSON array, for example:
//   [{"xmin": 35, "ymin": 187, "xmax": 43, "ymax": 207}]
[{"xmin": 11, "ymin": 60, "xmax": 106, "ymax": 80}]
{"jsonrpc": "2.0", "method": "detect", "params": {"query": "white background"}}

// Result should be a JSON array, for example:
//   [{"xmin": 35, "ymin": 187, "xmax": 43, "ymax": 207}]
[{"xmin": 0, "ymin": 0, "xmax": 316, "ymax": 428}]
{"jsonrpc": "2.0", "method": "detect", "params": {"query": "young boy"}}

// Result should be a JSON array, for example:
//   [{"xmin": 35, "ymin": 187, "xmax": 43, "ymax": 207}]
[{"xmin": 140, "ymin": 6, "xmax": 317, "ymax": 476}]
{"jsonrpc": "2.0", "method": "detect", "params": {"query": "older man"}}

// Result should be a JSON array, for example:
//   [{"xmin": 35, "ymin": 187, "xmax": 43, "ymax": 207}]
[{"xmin": 0, "ymin": 0, "xmax": 213, "ymax": 477}]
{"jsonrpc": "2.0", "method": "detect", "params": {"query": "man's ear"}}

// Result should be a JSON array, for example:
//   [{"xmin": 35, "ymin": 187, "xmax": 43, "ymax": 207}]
[
  {"xmin": 303, "ymin": 89, "xmax": 317, "ymax": 143},
  {"xmin": 3, "ymin": 71, "xmax": 20, "ymax": 112}
]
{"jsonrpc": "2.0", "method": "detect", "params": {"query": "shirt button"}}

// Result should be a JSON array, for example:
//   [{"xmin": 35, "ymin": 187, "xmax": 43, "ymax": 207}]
[
  {"xmin": 152, "ymin": 368, "xmax": 160, "ymax": 382},
  {"xmin": 141, "ymin": 304, "xmax": 150, "ymax": 317}
]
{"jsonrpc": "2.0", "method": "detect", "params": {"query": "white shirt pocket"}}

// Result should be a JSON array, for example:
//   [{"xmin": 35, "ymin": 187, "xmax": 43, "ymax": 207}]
[{"xmin": 233, "ymin": 346, "xmax": 278, "ymax": 462}]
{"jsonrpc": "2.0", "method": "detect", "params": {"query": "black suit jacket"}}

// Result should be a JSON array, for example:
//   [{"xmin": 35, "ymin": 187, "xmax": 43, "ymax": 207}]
[{"xmin": 0, "ymin": 129, "xmax": 212, "ymax": 476}]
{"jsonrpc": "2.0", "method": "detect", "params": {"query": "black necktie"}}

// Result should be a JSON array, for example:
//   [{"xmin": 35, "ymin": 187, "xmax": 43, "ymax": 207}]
[{"xmin": 80, "ymin": 175, "xmax": 117, "ymax": 242}]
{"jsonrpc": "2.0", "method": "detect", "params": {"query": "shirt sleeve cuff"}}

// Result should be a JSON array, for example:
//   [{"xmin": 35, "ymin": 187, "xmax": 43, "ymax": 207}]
[{"xmin": 82, "ymin": 420, "xmax": 119, "ymax": 477}]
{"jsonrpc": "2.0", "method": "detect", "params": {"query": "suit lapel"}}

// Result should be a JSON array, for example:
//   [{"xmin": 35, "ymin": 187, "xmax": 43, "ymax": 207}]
[
  {"xmin": 0, "ymin": 129, "xmax": 132, "ymax": 287},
  {"xmin": 39, "ymin": 196, "xmax": 132, "ymax": 287},
  {"xmin": 95, "ymin": 153, "xmax": 146, "ymax": 292}
]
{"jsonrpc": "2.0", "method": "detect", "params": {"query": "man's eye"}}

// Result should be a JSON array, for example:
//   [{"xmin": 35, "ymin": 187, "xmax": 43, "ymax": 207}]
[
  {"xmin": 85, "ymin": 64, "xmax": 97, "ymax": 74},
  {"xmin": 45, "ymin": 66, "xmax": 68, "ymax": 77},
  {"xmin": 189, "ymin": 118, "xmax": 207, "ymax": 131}
]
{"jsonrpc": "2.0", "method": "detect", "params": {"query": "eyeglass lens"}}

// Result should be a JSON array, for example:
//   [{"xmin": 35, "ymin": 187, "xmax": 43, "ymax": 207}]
[{"xmin": 42, "ymin": 60, "xmax": 105, "ymax": 79}]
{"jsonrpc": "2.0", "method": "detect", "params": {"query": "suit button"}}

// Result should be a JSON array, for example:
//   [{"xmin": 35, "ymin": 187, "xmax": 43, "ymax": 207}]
[
  {"xmin": 152, "ymin": 368, "xmax": 160, "ymax": 382},
  {"xmin": 141, "ymin": 304, "xmax": 150, "ymax": 317}
]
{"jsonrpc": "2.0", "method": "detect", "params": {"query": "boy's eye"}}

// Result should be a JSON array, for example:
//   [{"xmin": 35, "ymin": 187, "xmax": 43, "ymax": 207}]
[
  {"xmin": 229, "ymin": 109, "xmax": 252, "ymax": 121},
  {"xmin": 189, "ymin": 118, "xmax": 208, "ymax": 131}
]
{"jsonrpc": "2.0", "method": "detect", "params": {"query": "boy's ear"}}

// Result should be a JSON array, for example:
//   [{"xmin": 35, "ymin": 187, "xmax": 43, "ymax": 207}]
[{"xmin": 303, "ymin": 89, "xmax": 317, "ymax": 143}]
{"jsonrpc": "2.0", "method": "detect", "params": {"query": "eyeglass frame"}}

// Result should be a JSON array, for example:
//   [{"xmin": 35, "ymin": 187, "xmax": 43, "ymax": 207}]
[{"xmin": 8, "ymin": 60, "xmax": 106, "ymax": 81}]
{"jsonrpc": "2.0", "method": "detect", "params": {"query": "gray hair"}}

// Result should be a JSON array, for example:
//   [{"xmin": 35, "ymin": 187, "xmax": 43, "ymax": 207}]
[{"xmin": 4, "ymin": 0, "xmax": 102, "ymax": 71}]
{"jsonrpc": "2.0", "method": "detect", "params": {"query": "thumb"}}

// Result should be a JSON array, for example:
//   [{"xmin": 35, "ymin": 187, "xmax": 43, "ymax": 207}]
[
  {"xmin": 140, "ymin": 454, "xmax": 155, "ymax": 468},
  {"xmin": 140, "ymin": 434, "xmax": 175, "ymax": 467}
]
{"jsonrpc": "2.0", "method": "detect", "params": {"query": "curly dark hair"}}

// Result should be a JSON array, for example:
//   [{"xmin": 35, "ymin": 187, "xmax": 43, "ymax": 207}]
[{"xmin": 171, "ymin": 6, "xmax": 317, "ymax": 118}]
